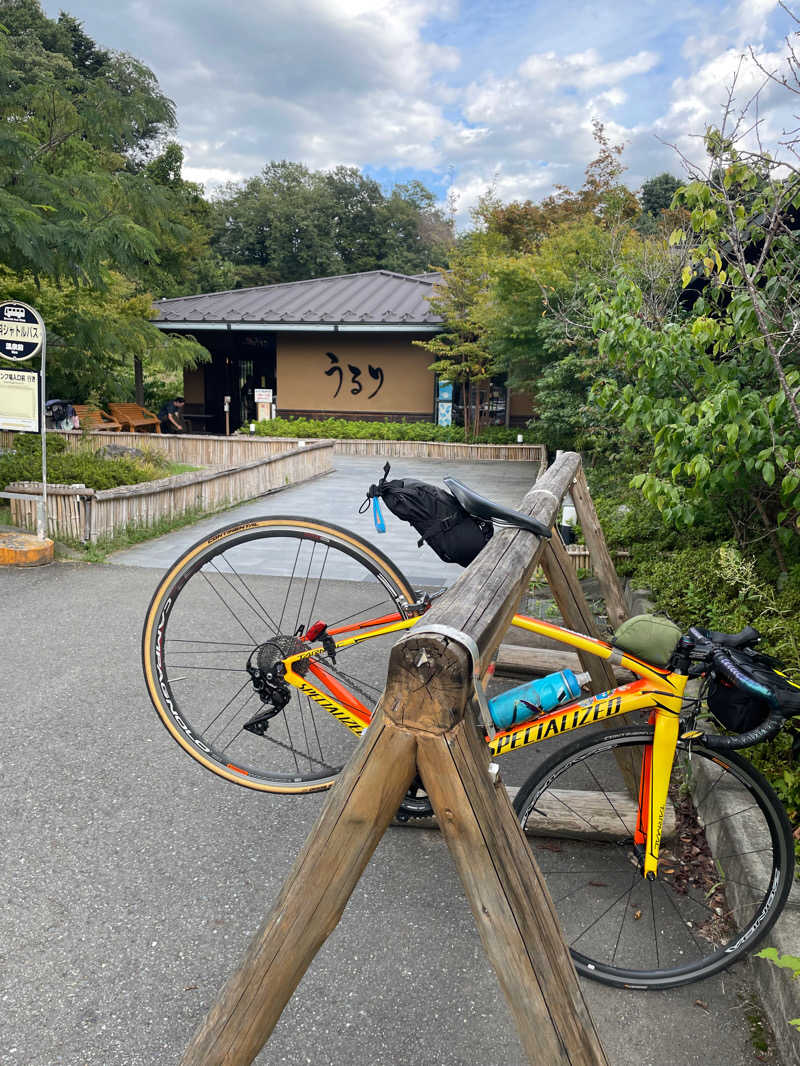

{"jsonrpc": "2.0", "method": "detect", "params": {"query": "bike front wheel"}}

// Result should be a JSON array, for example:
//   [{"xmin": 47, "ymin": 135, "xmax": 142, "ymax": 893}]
[
  {"xmin": 142, "ymin": 516, "xmax": 417, "ymax": 793},
  {"xmin": 513, "ymin": 725, "xmax": 794, "ymax": 989}
]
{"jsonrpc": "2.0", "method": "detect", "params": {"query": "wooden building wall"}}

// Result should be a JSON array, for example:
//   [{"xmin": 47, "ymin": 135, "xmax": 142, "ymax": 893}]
[{"xmin": 276, "ymin": 333, "xmax": 435, "ymax": 419}]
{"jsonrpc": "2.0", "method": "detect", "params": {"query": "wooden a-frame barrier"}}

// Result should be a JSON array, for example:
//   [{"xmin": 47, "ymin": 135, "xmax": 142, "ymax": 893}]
[{"xmin": 181, "ymin": 451, "xmax": 626, "ymax": 1066}]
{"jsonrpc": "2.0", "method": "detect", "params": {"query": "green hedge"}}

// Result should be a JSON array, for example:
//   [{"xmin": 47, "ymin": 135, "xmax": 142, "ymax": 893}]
[
  {"xmin": 0, "ymin": 433, "xmax": 172, "ymax": 492},
  {"xmin": 245, "ymin": 416, "xmax": 538, "ymax": 444}
]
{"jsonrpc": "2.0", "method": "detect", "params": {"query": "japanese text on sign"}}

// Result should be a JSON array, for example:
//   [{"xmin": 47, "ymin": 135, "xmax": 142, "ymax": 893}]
[{"xmin": 324, "ymin": 352, "xmax": 384, "ymax": 399}]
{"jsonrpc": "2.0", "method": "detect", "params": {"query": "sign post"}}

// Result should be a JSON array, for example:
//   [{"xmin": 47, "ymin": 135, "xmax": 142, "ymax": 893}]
[
  {"xmin": 254, "ymin": 387, "xmax": 273, "ymax": 422},
  {"xmin": 0, "ymin": 300, "xmax": 48, "ymax": 539}
]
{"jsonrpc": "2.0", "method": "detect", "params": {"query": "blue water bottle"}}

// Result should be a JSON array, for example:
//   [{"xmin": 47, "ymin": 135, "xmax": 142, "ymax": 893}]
[{"xmin": 488, "ymin": 669, "xmax": 590, "ymax": 730}]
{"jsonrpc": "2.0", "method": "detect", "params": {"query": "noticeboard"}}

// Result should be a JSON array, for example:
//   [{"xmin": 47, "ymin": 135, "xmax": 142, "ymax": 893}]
[
  {"xmin": 0, "ymin": 301, "xmax": 44, "ymax": 362},
  {"xmin": 0, "ymin": 367, "xmax": 39, "ymax": 431}
]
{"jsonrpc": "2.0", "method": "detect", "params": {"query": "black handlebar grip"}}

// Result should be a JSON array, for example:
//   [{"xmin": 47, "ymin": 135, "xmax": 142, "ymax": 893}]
[
  {"xmin": 702, "ymin": 708, "xmax": 784, "ymax": 751},
  {"xmin": 688, "ymin": 624, "xmax": 760, "ymax": 648}
]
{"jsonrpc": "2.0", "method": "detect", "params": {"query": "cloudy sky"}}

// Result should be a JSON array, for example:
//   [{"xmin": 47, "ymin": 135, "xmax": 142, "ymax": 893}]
[{"xmin": 42, "ymin": 0, "xmax": 799, "ymax": 222}]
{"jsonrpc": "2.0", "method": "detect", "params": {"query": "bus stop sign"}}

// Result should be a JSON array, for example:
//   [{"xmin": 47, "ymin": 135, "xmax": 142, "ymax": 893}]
[{"xmin": 0, "ymin": 301, "xmax": 44, "ymax": 362}]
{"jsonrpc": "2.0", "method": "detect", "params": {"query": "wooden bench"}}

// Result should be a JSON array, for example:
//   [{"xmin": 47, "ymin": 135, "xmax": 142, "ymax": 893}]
[
  {"xmin": 73, "ymin": 405, "xmax": 121, "ymax": 432},
  {"xmin": 108, "ymin": 403, "xmax": 161, "ymax": 433}
]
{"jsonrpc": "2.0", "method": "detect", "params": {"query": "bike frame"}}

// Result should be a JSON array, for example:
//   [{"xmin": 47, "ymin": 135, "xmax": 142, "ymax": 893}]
[{"xmin": 281, "ymin": 610, "xmax": 689, "ymax": 879}]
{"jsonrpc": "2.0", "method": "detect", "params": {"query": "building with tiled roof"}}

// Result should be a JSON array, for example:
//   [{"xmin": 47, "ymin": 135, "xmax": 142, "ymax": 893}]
[
  {"xmin": 154, "ymin": 271, "xmax": 446, "ymax": 432},
  {"xmin": 154, "ymin": 270, "xmax": 531, "ymax": 432}
]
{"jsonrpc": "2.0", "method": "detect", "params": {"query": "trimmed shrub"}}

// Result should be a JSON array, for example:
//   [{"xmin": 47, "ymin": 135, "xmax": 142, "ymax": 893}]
[
  {"xmin": 0, "ymin": 433, "xmax": 175, "ymax": 492},
  {"xmin": 244, "ymin": 416, "xmax": 539, "ymax": 445}
]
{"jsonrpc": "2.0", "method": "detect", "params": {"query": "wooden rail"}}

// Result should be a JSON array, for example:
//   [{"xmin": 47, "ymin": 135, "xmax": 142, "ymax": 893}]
[
  {"xmin": 1, "ymin": 430, "xmax": 545, "ymax": 465},
  {"xmin": 230, "ymin": 435, "xmax": 546, "ymax": 463},
  {"xmin": 179, "ymin": 451, "xmax": 610, "ymax": 1066},
  {"xmin": 7, "ymin": 442, "xmax": 333, "ymax": 542},
  {"xmin": 0, "ymin": 429, "xmax": 331, "ymax": 468}
]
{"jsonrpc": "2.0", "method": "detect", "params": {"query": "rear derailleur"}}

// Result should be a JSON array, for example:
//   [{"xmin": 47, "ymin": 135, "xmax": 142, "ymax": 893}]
[{"xmin": 243, "ymin": 635, "xmax": 306, "ymax": 735}]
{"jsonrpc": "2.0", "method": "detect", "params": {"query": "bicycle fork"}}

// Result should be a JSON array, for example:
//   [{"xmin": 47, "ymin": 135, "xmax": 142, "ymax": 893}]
[{"xmin": 633, "ymin": 699, "xmax": 685, "ymax": 879}]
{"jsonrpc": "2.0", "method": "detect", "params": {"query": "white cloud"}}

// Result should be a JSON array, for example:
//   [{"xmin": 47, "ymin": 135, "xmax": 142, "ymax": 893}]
[
  {"xmin": 519, "ymin": 48, "xmax": 659, "ymax": 89},
  {"xmin": 41, "ymin": 0, "xmax": 800, "ymax": 225}
]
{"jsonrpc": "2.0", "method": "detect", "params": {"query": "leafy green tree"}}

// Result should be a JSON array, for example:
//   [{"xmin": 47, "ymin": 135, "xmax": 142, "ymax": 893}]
[
  {"xmin": 471, "ymin": 130, "xmax": 684, "ymax": 453},
  {"xmin": 0, "ymin": 266, "xmax": 206, "ymax": 403},
  {"xmin": 640, "ymin": 173, "xmax": 682, "ymax": 217},
  {"xmin": 415, "ymin": 238, "xmax": 495, "ymax": 440},
  {"xmin": 594, "ymin": 46, "xmax": 800, "ymax": 568},
  {"xmin": 475, "ymin": 122, "xmax": 639, "ymax": 253},
  {"xmin": 591, "ymin": 276, "xmax": 798, "ymax": 567},
  {"xmin": 211, "ymin": 162, "xmax": 453, "ymax": 284},
  {"xmin": 141, "ymin": 141, "xmax": 236, "ymax": 298},
  {"xmin": 378, "ymin": 181, "xmax": 454, "ymax": 274},
  {"xmin": 0, "ymin": 1, "xmax": 209, "ymax": 398},
  {"xmin": 0, "ymin": 1, "xmax": 179, "ymax": 283}
]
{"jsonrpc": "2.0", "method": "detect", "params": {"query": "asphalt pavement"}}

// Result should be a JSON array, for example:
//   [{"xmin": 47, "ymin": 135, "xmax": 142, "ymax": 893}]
[{"xmin": 0, "ymin": 456, "xmax": 782, "ymax": 1066}]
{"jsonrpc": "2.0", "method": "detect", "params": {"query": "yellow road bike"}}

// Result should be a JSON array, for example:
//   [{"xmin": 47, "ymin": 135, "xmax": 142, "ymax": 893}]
[{"xmin": 142, "ymin": 502, "xmax": 796, "ymax": 991}]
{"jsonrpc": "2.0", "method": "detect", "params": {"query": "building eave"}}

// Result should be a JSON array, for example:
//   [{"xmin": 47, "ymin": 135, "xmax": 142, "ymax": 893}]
[{"xmin": 154, "ymin": 321, "xmax": 441, "ymax": 333}]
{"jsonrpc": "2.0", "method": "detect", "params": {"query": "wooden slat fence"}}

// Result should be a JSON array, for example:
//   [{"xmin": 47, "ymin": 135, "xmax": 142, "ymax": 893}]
[
  {"xmin": 322, "ymin": 438, "xmax": 546, "ymax": 462},
  {"xmin": 557, "ymin": 545, "xmax": 630, "ymax": 578},
  {"xmin": 1, "ymin": 430, "xmax": 546, "ymax": 464},
  {"xmin": 2, "ymin": 430, "xmax": 545, "ymax": 464},
  {"xmin": 8, "ymin": 442, "xmax": 333, "ymax": 542}
]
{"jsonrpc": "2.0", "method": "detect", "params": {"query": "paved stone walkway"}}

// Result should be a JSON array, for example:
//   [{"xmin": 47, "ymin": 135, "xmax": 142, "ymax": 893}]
[{"xmin": 108, "ymin": 455, "xmax": 541, "ymax": 588}]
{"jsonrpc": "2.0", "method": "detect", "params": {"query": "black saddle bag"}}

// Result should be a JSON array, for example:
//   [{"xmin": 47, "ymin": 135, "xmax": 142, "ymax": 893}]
[{"xmin": 367, "ymin": 469, "xmax": 492, "ymax": 567}]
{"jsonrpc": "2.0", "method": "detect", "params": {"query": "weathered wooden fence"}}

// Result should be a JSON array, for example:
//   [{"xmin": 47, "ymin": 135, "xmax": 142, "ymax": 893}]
[
  {"xmin": 0, "ymin": 428, "xmax": 331, "ymax": 467},
  {"xmin": 8, "ymin": 441, "xmax": 334, "ymax": 542},
  {"xmin": 179, "ymin": 451, "xmax": 611, "ymax": 1066},
  {"xmin": 316, "ymin": 438, "xmax": 545, "ymax": 462},
  {"xmin": 0, "ymin": 430, "xmax": 545, "ymax": 464}
]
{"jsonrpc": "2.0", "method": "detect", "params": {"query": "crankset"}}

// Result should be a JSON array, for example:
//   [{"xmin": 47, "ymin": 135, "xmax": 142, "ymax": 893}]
[{"xmin": 395, "ymin": 776, "xmax": 434, "ymax": 821}]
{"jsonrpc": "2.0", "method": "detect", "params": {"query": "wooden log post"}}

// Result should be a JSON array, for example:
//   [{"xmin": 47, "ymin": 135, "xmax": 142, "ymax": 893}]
[
  {"xmin": 180, "ymin": 451, "xmax": 607, "ymax": 1066},
  {"xmin": 539, "ymin": 533, "xmax": 617, "ymax": 693},
  {"xmin": 180, "ymin": 710, "xmax": 419, "ymax": 1064},
  {"xmin": 569, "ymin": 467, "xmax": 628, "ymax": 629},
  {"xmin": 537, "ymin": 475, "xmax": 639, "ymax": 799}
]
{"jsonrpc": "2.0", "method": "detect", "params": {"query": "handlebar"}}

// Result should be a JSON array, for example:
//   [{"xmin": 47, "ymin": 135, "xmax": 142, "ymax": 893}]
[
  {"xmin": 688, "ymin": 624, "xmax": 760, "ymax": 649},
  {"xmin": 697, "ymin": 646, "xmax": 784, "ymax": 751},
  {"xmin": 712, "ymin": 647, "xmax": 779, "ymax": 706},
  {"xmin": 701, "ymin": 707, "xmax": 785, "ymax": 751}
]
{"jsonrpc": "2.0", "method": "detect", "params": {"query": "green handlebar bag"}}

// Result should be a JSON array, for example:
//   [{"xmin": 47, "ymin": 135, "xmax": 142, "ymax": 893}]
[{"xmin": 611, "ymin": 614, "xmax": 681, "ymax": 667}]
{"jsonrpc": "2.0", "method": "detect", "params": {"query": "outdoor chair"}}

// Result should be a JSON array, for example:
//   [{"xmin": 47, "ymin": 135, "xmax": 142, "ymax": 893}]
[{"xmin": 108, "ymin": 403, "xmax": 161, "ymax": 433}]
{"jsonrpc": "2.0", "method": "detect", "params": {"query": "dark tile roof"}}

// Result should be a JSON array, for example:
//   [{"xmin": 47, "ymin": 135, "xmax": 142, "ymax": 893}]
[{"xmin": 154, "ymin": 270, "xmax": 443, "ymax": 326}]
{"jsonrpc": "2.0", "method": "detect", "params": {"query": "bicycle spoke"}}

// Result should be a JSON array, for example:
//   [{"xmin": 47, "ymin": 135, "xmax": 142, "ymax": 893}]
[
  {"xmin": 513, "ymin": 729, "xmax": 791, "ymax": 987},
  {"xmin": 301, "ymin": 543, "xmax": 330, "ymax": 633},
  {"xmin": 200, "ymin": 566, "xmax": 267, "ymax": 644},
  {"xmin": 649, "ymin": 880, "xmax": 660, "ymax": 970},
  {"xmin": 584, "ymin": 762, "xmax": 637, "ymax": 837},
  {"xmin": 570, "ymin": 879, "xmax": 638, "ymax": 947},
  {"xmin": 610, "ymin": 877, "xmax": 637, "ymax": 965}
]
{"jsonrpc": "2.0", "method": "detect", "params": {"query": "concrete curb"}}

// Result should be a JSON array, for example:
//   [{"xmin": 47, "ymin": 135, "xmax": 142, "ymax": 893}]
[{"xmin": 694, "ymin": 753, "xmax": 800, "ymax": 1064}]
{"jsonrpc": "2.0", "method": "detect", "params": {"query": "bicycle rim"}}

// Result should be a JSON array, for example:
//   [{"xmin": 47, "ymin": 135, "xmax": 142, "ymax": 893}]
[
  {"xmin": 142, "ymin": 516, "xmax": 416, "ymax": 793},
  {"xmin": 513, "ymin": 726, "xmax": 793, "ymax": 989}
]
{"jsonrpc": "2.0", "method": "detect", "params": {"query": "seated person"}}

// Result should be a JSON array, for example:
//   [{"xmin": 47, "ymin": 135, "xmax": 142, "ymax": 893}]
[{"xmin": 158, "ymin": 396, "xmax": 185, "ymax": 433}]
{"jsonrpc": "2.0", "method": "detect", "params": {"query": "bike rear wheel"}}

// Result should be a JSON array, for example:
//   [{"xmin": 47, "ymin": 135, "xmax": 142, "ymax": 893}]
[
  {"xmin": 142, "ymin": 516, "xmax": 416, "ymax": 793},
  {"xmin": 513, "ymin": 725, "xmax": 794, "ymax": 989}
]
